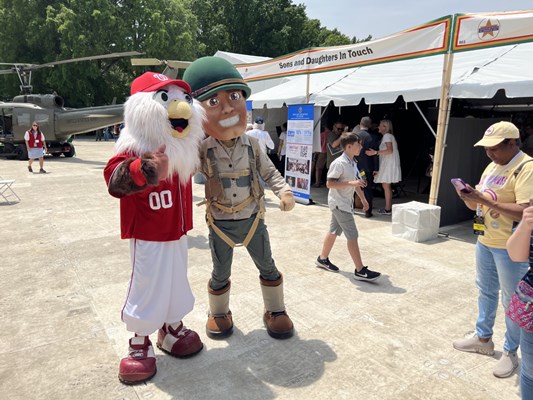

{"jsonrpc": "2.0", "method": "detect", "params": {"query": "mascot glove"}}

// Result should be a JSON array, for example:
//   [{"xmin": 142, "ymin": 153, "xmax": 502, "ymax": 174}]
[
  {"xmin": 279, "ymin": 191, "xmax": 295, "ymax": 212},
  {"xmin": 141, "ymin": 145, "xmax": 169, "ymax": 184}
]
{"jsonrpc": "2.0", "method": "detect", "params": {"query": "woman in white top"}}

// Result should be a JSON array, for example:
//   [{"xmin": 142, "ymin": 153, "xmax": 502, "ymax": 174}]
[{"xmin": 366, "ymin": 119, "xmax": 401, "ymax": 214}]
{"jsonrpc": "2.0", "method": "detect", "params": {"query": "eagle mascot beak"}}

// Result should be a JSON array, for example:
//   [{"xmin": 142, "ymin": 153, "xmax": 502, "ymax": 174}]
[{"xmin": 168, "ymin": 99, "xmax": 193, "ymax": 139}]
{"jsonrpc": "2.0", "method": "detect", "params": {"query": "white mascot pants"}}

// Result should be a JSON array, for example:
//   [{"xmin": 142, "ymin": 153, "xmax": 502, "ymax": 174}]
[{"xmin": 121, "ymin": 236, "xmax": 194, "ymax": 336}]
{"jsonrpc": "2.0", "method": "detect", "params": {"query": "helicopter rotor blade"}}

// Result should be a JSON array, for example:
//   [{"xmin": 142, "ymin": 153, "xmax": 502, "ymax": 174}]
[
  {"xmin": 166, "ymin": 60, "xmax": 191, "ymax": 69},
  {"xmin": 37, "ymin": 51, "xmax": 144, "ymax": 68},
  {"xmin": 131, "ymin": 59, "xmax": 191, "ymax": 69},
  {"xmin": 131, "ymin": 58, "xmax": 164, "ymax": 66},
  {"xmin": 0, "ymin": 51, "xmax": 143, "ymax": 73}
]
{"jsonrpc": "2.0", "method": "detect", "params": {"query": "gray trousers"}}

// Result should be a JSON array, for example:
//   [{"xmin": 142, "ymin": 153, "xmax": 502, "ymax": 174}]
[{"xmin": 208, "ymin": 215, "xmax": 280, "ymax": 290}]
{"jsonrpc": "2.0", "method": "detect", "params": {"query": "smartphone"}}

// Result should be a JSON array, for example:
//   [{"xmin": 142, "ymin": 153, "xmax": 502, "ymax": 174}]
[{"xmin": 451, "ymin": 178, "xmax": 472, "ymax": 193}]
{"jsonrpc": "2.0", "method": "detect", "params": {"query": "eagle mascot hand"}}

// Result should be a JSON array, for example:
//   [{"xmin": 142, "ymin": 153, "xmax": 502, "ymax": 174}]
[{"xmin": 103, "ymin": 72, "xmax": 205, "ymax": 385}]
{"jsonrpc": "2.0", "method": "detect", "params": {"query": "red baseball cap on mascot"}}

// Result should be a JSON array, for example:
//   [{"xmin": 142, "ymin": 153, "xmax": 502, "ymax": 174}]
[{"xmin": 130, "ymin": 72, "xmax": 191, "ymax": 95}]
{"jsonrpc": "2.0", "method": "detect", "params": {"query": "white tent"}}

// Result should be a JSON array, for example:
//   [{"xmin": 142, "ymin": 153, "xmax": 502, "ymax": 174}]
[
  {"xmin": 214, "ymin": 50, "xmax": 270, "ymax": 64},
  {"xmin": 214, "ymin": 50, "xmax": 293, "ymax": 95},
  {"xmin": 241, "ymin": 11, "xmax": 533, "ymax": 213},
  {"xmin": 248, "ymin": 42, "xmax": 533, "ymax": 108}
]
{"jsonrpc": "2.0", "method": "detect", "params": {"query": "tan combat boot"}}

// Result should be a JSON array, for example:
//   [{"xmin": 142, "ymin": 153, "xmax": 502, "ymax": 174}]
[
  {"xmin": 260, "ymin": 274, "xmax": 294, "ymax": 339},
  {"xmin": 206, "ymin": 280, "xmax": 233, "ymax": 339}
]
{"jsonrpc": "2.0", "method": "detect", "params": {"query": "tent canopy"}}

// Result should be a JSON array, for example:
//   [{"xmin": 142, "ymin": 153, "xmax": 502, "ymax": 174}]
[
  {"xmin": 244, "ymin": 11, "xmax": 533, "ymax": 109},
  {"xmin": 248, "ymin": 42, "xmax": 533, "ymax": 108}
]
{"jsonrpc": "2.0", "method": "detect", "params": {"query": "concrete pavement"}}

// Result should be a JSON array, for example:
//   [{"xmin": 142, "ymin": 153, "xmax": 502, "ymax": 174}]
[{"xmin": 0, "ymin": 138, "xmax": 521, "ymax": 399}]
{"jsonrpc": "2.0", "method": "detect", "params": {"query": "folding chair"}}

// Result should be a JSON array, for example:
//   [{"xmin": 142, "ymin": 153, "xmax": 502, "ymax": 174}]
[
  {"xmin": 0, "ymin": 178, "xmax": 21, "ymax": 204},
  {"xmin": 392, "ymin": 182, "xmax": 408, "ymax": 198}
]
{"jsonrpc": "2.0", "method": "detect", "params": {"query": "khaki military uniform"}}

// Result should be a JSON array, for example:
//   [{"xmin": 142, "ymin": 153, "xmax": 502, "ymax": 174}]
[{"xmin": 200, "ymin": 134, "xmax": 291, "ymax": 290}]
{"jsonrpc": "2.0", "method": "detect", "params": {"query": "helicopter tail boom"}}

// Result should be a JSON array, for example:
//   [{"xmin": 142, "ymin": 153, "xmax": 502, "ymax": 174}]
[{"xmin": 54, "ymin": 104, "xmax": 124, "ymax": 141}]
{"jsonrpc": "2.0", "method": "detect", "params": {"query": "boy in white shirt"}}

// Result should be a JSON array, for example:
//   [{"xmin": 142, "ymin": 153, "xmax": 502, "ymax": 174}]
[{"xmin": 315, "ymin": 131, "xmax": 381, "ymax": 282}]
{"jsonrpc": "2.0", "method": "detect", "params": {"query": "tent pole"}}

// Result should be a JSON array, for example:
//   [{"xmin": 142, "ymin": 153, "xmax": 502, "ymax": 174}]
[
  {"xmin": 413, "ymin": 101, "xmax": 436, "ymax": 138},
  {"xmin": 429, "ymin": 51, "xmax": 454, "ymax": 206},
  {"xmin": 305, "ymin": 73, "xmax": 310, "ymax": 103}
]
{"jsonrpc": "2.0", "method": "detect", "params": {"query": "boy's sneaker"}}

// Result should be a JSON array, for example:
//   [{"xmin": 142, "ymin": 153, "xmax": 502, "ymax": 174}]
[
  {"xmin": 377, "ymin": 209, "xmax": 392, "ymax": 215},
  {"xmin": 354, "ymin": 266, "xmax": 381, "ymax": 282},
  {"xmin": 315, "ymin": 256, "xmax": 339, "ymax": 272}
]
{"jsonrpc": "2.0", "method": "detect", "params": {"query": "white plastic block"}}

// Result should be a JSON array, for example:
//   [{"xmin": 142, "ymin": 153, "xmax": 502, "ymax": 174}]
[{"xmin": 391, "ymin": 201, "xmax": 441, "ymax": 243}]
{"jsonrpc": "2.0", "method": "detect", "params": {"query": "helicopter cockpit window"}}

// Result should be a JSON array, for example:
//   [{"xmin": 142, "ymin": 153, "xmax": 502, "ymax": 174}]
[
  {"xmin": 35, "ymin": 113, "xmax": 49, "ymax": 125},
  {"xmin": 16, "ymin": 112, "xmax": 49, "ymax": 128},
  {"xmin": 16, "ymin": 112, "xmax": 31, "ymax": 128}
]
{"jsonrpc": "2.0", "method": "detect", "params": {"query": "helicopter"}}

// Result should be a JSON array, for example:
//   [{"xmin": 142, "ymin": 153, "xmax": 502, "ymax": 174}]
[
  {"xmin": 130, "ymin": 58, "xmax": 191, "ymax": 79},
  {"xmin": 0, "ymin": 51, "xmax": 141, "ymax": 160}
]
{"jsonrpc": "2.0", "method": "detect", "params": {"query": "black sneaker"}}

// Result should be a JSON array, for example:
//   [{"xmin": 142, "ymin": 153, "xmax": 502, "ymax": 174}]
[
  {"xmin": 315, "ymin": 256, "xmax": 339, "ymax": 272},
  {"xmin": 377, "ymin": 209, "xmax": 392, "ymax": 215},
  {"xmin": 354, "ymin": 266, "xmax": 381, "ymax": 282}
]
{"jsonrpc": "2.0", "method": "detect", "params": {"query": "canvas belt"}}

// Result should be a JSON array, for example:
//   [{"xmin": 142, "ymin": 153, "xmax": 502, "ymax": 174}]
[
  {"xmin": 200, "ymin": 140, "xmax": 266, "ymax": 248},
  {"xmin": 204, "ymin": 198, "xmax": 265, "ymax": 248}
]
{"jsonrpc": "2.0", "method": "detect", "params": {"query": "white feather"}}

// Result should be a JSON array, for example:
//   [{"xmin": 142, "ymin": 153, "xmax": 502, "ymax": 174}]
[{"xmin": 115, "ymin": 87, "xmax": 206, "ymax": 184}]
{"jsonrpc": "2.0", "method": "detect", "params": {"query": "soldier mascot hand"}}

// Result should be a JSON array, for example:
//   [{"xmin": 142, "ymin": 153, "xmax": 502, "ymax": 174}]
[
  {"xmin": 183, "ymin": 57, "xmax": 296, "ymax": 340},
  {"xmin": 104, "ymin": 72, "xmax": 205, "ymax": 384}
]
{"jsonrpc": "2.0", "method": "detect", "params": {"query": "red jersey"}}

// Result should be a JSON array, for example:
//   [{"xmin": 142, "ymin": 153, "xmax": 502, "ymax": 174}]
[{"xmin": 104, "ymin": 153, "xmax": 193, "ymax": 241}]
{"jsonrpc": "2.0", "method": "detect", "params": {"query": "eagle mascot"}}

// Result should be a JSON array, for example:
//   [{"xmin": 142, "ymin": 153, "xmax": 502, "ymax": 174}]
[{"xmin": 104, "ymin": 72, "xmax": 205, "ymax": 384}]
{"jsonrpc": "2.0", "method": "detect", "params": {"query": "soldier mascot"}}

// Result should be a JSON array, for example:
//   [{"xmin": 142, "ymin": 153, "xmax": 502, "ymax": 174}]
[{"xmin": 183, "ymin": 57, "xmax": 296, "ymax": 340}]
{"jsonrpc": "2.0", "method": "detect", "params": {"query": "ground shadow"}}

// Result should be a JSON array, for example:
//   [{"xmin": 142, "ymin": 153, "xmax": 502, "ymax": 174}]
[
  {"xmin": 338, "ymin": 271, "xmax": 407, "ymax": 294},
  {"xmin": 188, "ymin": 233, "xmax": 210, "ymax": 250},
  {"xmin": 152, "ymin": 326, "xmax": 336, "ymax": 399}
]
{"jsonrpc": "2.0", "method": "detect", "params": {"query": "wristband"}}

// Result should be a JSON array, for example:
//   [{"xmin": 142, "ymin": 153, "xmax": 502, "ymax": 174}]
[{"xmin": 129, "ymin": 158, "xmax": 147, "ymax": 186}]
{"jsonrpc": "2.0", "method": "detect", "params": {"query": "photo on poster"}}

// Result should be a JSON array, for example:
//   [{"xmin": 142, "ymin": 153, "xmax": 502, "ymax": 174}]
[
  {"xmin": 286, "ymin": 175, "xmax": 296, "ymax": 188},
  {"xmin": 286, "ymin": 157, "xmax": 310, "ymax": 175},
  {"xmin": 296, "ymin": 177, "xmax": 309, "ymax": 190}
]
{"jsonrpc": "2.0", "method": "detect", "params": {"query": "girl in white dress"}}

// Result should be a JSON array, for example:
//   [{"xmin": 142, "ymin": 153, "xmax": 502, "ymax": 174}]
[{"xmin": 366, "ymin": 119, "xmax": 401, "ymax": 214}]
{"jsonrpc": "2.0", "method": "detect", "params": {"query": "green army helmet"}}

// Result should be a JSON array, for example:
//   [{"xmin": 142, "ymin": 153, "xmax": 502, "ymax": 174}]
[{"xmin": 183, "ymin": 56, "xmax": 251, "ymax": 101}]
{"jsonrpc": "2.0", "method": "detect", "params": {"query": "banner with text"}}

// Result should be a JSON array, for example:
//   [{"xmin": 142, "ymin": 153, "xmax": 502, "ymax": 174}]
[
  {"xmin": 236, "ymin": 17, "xmax": 450, "ymax": 82},
  {"xmin": 286, "ymin": 105, "xmax": 314, "ymax": 205},
  {"xmin": 453, "ymin": 11, "xmax": 533, "ymax": 51}
]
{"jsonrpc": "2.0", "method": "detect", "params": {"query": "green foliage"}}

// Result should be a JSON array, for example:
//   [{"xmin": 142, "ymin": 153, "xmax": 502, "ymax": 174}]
[
  {"xmin": 190, "ymin": 0, "xmax": 354, "ymax": 57},
  {"xmin": 0, "ymin": 0, "xmax": 365, "ymax": 106}
]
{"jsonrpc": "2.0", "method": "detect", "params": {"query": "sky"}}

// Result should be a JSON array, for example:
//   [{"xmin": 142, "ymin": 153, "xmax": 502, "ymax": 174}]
[{"xmin": 298, "ymin": 0, "xmax": 533, "ymax": 40}]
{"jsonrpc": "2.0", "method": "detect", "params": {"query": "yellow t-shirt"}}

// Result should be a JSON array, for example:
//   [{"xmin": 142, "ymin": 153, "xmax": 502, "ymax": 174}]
[{"xmin": 478, "ymin": 152, "xmax": 533, "ymax": 248}]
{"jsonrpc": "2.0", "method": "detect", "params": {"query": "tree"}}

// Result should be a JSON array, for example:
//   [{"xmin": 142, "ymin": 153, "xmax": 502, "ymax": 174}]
[
  {"xmin": 0, "ymin": 0, "xmax": 367, "ymax": 106},
  {"xmin": 0, "ymin": 0, "xmax": 199, "ymax": 106},
  {"xmin": 189, "ymin": 0, "xmax": 354, "ymax": 57}
]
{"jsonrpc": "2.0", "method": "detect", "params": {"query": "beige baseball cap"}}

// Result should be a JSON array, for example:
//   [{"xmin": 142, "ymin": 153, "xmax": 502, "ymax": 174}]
[{"xmin": 474, "ymin": 121, "xmax": 519, "ymax": 147}]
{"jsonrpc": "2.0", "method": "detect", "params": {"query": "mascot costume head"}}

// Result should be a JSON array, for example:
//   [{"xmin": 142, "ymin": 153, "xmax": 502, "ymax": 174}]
[
  {"xmin": 183, "ymin": 56, "xmax": 250, "ymax": 142},
  {"xmin": 115, "ymin": 72, "xmax": 205, "ymax": 183}
]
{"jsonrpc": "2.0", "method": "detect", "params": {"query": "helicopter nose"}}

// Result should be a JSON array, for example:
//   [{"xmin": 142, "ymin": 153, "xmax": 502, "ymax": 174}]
[{"xmin": 167, "ymin": 100, "xmax": 192, "ymax": 139}]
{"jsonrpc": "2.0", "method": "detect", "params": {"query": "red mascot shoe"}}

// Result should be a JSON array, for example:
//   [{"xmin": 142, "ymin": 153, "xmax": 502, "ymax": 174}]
[
  {"xmin": 118, "ymin": 336, "xmax": 157, "ymax": 384},
  {"xmin": 157, "ymin": 322, "xmax": 204, "ymax": 358}
]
